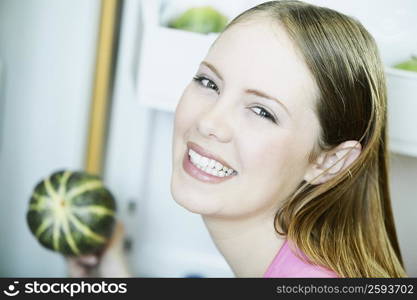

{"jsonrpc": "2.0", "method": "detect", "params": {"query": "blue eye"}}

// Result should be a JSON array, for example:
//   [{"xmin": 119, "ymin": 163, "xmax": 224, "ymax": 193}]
[
  {"xmin": 251, "ymin": 106, "xmax": 278, "ymax": 124},
  {"xmin": 193, "ymin": 76, "xmax": 219, "ymax": 93}
]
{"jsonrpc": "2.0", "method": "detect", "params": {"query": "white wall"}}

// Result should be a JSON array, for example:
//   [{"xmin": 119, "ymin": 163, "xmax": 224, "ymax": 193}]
[{"xmin": 0, "ymin": 0, "xmax": 100, "ymax": 276}]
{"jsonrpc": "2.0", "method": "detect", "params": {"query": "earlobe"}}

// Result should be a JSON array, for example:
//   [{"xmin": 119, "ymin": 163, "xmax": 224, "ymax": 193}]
[{"xmin": 304, "ymin": 141, "xmax": 361, "ymax": 185}]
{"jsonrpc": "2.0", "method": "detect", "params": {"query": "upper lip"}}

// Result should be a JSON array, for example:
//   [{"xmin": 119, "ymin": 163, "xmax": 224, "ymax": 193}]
[{"xmin": 187, "ymin": 141, "xmax": 236, "ymax": 171}]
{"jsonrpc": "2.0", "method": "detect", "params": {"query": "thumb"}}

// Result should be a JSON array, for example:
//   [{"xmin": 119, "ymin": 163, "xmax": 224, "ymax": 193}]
[
  {"xmin": 103, "ymin": 221, "xmax": 126, "ymax": 254},
  {"xmin": 97, "ymin": 222, "xmax": 130, "ymax": 277}
]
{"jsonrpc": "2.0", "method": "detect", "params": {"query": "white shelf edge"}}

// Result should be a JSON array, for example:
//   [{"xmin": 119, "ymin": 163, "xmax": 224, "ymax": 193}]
[{"xmin": 389, "ymin": 138, "xmax": 417, "ymax": 158}]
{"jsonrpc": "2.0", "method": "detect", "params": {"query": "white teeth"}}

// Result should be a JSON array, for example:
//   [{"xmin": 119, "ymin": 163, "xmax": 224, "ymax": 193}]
[
  {"xmin": 208, "ymin": 159, "xmax": 216, "ymax": 169},
  {"xmin": 193, "ymin": 155, "xmax": 200, "ymax": 165},
  {"xmin": 215, "ymin": 162, "xmax": 223, "ymax": 171},
  {"xmin": 188, "ymin": 148, "xmax": 236, "ymax": 178},
  {"xmin": 207, "ymin": 167, "xmax": 215, "ymax": 175},
  {"xmin": 200, "ymin": 157, "xmax": 209, "ymax": 168},
  {"xmin": 190, "ymin": 152, "xmax": 196, "ymax": 162}
]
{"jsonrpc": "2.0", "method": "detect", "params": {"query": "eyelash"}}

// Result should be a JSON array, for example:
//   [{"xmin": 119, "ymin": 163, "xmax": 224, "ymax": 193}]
[
  {"xmin": 193, "ymin": 75, "xmax": 219, "ymax": 93},
  {"xmin": 250, "ymin": 105, "xmax": 278, "ymax": 124},
  {"xmin": 192, "ymin": 75, "xmax": 278, "ymax": 124}
]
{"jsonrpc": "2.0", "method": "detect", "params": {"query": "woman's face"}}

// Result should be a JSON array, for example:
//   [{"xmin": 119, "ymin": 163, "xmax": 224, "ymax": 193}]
[{"xmin": 171, "ymin": 19, "xmax": 321, "ymax": 218}]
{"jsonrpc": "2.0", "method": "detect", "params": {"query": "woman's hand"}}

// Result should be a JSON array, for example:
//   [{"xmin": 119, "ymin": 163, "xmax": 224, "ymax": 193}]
[{"xmin": 66, "ymin": 221, "xmax": 131, "ymax": 277}]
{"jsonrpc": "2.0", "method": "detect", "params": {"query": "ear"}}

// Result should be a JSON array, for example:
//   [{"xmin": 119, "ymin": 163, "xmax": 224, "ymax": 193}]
[{"xmin": 304, "ymin": 140, "xmax": 362, "ymax": 185}]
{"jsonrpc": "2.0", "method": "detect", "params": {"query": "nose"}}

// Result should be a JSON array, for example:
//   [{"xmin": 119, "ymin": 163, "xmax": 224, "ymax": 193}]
[{"xmin": 197, "ymin": 101, "xmax": 233, "ymax": 143}]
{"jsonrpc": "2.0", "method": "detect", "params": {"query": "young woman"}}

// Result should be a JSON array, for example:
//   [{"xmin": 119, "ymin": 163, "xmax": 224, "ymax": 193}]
[{"xmin": 68, "ymin": 0, "xmax": 407, "ymax": 277}]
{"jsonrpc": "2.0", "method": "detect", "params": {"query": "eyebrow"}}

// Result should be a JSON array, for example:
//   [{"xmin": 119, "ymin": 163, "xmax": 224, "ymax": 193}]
[
  {"xmin": 245, "ymin": 89, "xmax": 291, "ymax": 117},
  {"xmin": 201, "ymin": 61, "xmax": 291, "ymax": 117},
  {"xmin": 201, "ymin": 61, "xmax": 223, "ymax": 81}
]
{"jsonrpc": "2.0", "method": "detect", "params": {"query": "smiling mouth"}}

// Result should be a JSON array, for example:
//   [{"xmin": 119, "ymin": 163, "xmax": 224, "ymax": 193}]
[
  {"xmin": 188, "ymin": 148, "xmax": 237, "ymax": 177},
  {"xmin": 182, "ymin": 142, "xmax": 238, "ymax": 183}
]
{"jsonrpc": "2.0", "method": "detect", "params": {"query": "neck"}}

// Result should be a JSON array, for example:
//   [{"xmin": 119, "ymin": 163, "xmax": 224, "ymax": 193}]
[{"xmin": 202, "ymin": 212, "xmax": 285, "ymax": 277}]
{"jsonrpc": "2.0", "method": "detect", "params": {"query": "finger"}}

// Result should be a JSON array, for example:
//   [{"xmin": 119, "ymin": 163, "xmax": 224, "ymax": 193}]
[
  {"xmin": 76, "ymin": 254, "xmax": 99, "ymax": 267},
  {"xmin": 110, "ymin": 222, "xmax": 125, "ymax": 244},
  {"xmin": 101, "ymin": 221, "xmax": 126, "ymax": 253},
  {"xmin": 67, "ymin": 258, "xmax": 88, "ymax": 277}
]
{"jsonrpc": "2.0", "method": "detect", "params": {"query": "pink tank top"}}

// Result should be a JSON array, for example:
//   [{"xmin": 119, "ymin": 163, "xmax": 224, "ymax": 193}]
[{"xmin": 263, "ymin": 239, "xmax": 339, "ymax": 278}]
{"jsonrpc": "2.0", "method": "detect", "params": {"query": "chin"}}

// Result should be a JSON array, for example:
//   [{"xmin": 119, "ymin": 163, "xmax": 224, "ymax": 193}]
[
  {"xmin": 170, "ymin": 174, "xmax": 223, "ymax": 216},
  {"xmin": 170, "ymin": 188, "xmax": 217, "ymax": 216}
]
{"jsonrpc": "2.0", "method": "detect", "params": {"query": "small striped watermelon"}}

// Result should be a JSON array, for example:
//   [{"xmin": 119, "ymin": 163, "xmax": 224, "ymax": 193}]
[{"xmin": 26, "ymin": 170, "xmax": 116, "ymax": 256}]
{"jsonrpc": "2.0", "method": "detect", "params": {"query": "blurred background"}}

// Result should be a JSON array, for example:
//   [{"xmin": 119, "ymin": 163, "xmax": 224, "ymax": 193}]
[{"xmin": 0, "ymin": 0, "xmax": 416, "ymax": 277}]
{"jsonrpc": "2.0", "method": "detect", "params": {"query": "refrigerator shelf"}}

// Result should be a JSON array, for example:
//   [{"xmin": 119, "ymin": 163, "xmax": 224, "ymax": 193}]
[
  {"xmin": 386, "ymin": 66, "xmax": 417, "ymax": 157},
  {"xmin": 136, "ymin": 0, "xmax": 220, "ymax": 112}
]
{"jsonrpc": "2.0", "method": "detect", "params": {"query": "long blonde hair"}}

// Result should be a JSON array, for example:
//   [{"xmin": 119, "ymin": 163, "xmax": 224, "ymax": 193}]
[{"xmin": 224, "ymin": 1, "xmax": 406, "ymax": 277}]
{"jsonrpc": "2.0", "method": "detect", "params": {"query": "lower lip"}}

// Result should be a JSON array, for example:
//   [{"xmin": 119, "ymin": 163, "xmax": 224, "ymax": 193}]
[{"xmin": 182, "ymin": 150, "xmax": 236, "ymax": 184}]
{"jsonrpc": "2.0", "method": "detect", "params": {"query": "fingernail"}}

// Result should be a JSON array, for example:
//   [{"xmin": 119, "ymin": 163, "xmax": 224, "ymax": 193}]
[{"xmin": 81, "ymin": 255, "xmax": 98, "ymax": 265}]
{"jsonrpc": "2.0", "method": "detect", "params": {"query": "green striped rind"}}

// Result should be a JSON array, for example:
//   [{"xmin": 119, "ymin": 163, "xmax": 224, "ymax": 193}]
[
  {"xmin": 26, "ymin": 170, "xmax": 116, "ymax": 256},
  {"xmin": 61, "ymin": 210, "xmax": 80, "ymax": 255}
]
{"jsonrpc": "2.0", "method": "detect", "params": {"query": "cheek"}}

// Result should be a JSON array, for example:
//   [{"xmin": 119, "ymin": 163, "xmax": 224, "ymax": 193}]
[
  {"xmin": 239, "ymin": 128, "xmax": 290, "ymax": 169},
  {"xmin": 239, "ymin": 127, "xmax": 310, "ymax": 183},
  {"xmin": 242, "ymin": 109, "xmax": 320, "ymax": 174}
]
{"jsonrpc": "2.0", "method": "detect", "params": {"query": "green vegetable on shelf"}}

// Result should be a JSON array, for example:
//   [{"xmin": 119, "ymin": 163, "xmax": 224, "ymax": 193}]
[
  {"xmin": 26, "ymin": 170, "xmax": 117, "ymax": 256},
  {"xmin": 168, "ymin": 6, "xmax": 228, "ymax": 34},
  {"xmin": 394, "ymin": 55, "xmax": 417, "ymax": 72}
]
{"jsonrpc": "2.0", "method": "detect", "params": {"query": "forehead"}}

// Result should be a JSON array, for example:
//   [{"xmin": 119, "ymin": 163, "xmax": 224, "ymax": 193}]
[{"xmin": 205, "ymin": 19, "xmax": 318, "ymax": 112}]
